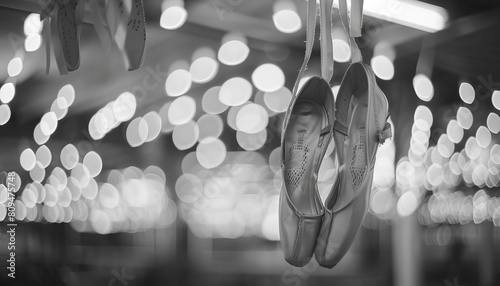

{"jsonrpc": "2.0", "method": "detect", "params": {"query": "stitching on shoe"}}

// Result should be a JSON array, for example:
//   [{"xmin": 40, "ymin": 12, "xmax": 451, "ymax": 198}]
[
  {"xmin": 287, "ymin": 131, "xmax": 308, "ymax": 194},
  {"xmin": 350, "ymin": 128, "xmax": 367, "ymax": 190}
]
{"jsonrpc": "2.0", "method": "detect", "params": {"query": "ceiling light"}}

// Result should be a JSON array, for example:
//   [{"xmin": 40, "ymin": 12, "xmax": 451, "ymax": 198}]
[{"xmin": 331, "ymin": 0, "xmax": 448, "ymax": 33}]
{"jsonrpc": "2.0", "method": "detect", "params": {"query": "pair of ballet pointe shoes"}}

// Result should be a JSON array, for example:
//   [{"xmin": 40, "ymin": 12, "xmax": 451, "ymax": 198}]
[{"xmin": 280, "ymin": 62, "xmax": 392, "ymax": 268}]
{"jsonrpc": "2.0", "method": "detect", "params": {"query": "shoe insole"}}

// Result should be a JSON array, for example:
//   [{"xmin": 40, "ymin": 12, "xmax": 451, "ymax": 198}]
[
  {"xmin": 328, "ymin": 91, "xmax": 368, "ymax": 212},
  {"xmin": 284, "ymin": 100, "xmax": 324, "ymax": 215}
]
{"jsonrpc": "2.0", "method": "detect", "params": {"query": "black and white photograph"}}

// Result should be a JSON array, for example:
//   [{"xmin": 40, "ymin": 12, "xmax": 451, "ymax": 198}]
[{"xmin": 0, "ymin": 0, "xmax": 499, "ymax": 285}]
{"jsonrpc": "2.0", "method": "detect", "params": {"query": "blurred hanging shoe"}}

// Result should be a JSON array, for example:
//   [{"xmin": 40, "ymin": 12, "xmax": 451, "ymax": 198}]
[
  {"xmin": 279, "ymin": 77, "xmax": 334, "ymax": 267},
  {"xmin": 41, "ymin": 0, "xmax": 80, "ymax": 73},
  {"xmin": 57, "ymin": 0, "xmax": 80, "ymax": 71},
  {"xmin": 106, "ymin": 0, "xmax": 146, "ymax": 70},
  {"xmin": 315, "ymin": 62, "xmax": 391, "ymax": 268}
]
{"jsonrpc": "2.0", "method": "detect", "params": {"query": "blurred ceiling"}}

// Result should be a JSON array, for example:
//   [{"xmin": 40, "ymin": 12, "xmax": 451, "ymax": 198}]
[{"xmin": 0, "ymin": 0, "xmax": 499, "ymax": 148}]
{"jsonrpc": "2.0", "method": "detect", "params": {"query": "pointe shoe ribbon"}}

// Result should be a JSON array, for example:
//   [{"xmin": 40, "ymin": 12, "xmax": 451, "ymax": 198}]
[
  {"xmin": 87, "ymin": 0, "xmax": 113, "ymax": 53},
  {"xmin": 105, "ymin": 0, "xmax": 146, "ymax": 71}
]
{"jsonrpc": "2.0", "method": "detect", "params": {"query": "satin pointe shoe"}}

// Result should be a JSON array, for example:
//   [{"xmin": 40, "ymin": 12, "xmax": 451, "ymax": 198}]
[
  {"xmin": 57, "ymin": 0, "xmax": 80, "ymax": 71},
  {"xmin": 279, "ymin": 76, "xmax": 335, "ymax": 267},
  {"xmin": 106, "ymin": 0, "xmax": 146, "ymax": 71},
  {"xmin": 315, "ymin": 62, "xmax": 391, "ymax": 268}
]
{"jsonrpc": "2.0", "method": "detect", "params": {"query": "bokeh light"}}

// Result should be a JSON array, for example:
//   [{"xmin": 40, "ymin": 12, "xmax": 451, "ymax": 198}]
[
  {"xmin": 81, "ymin": 178, "xmax": 98, "ymax": 200},
  {"xmin": 0, "ymin": 105, "xmax": 11, "ymax": 125},
  {"xmin": 172, "ymin": 120, "xmax": 199, "ymax": 150},
  {"xmin": 237, "ymin": 129, "xmax": 267, "ymax": 151},
  {"xmin": 160, "ymin": 0, "xmax": 188, "ymax": 30},
  {"xmin": 126, "ymin": 117, "xmax": 148, "ymax": 147},
  {"xmin": 30, "ymin": 161, "xmax": 45, "ymax": 182},
  {"xmin": 457, "ymin": 107, "xmax": 473, "ymax": 130},
  {"xmin": 397, "ymin": 192, "xmax": 418, "ymax": 217},
  {"xmin": 227, "ymin": 103, "xmax": 249, "ymax": 131},
  {"xmin": 175, "ymin": 174, "xmax": 203, "ymax": 203},
  {"xmin": 236, "ymin": 103, "xmax": 269, "ymax": 134},
  {"xmin": 446, "ymin": 119, "xmax": 464, "ymax": 143},
  {"xmin": 0, "ymin": 83, "xmax": 15, "ymax": 104},
  {"xmin": 476, "ymin": 126, "xmax": 491, "ymax": 148},
  {"xmin": 60, "ymin": 144, "xmax": 79, "ymax": 170},
  {"xmin": 190, "ymin": 47, "xmax": 219, "ymax": 84},
  {"xmin": 437, "ymin": 134, "xmax": 454, "ymax": 158},
  {"xmin": 219, "ymin": 77, "xmax": 253, "ymax": 106},
  {"xmin": 71, "ymin": 163, "xmax": 91, "ymax": 188},
  {"xmin": 20, "ymin": 148, "xmax": 36, "ymax": 171},
  {"xmin": 33, "ymin": 123, "xmax": 49, "ymax": 145},
  {"xmin": 427, "ymin": 163, "xmax": 443, "ymax": 187},
  {"xmin": 197, "ymin": 114, "xmax": 224, "ymax": 142},
  {"xmin": 459, "ymin": 82, "xmax": 475, "ymax": 104},
  {"xmin": 371, "ymin": 55, "xmax": 394, "ymax": 80},
  {"xmin": 332, "ymin": 39, "xmax": 351, "ymax": 63},
  {"xmin": 57, "ymin": 84, "xmax": 75, "ymax": 108},
  {"xmin": 465, "ymin": 137, "xmax": 481, "ymax": 160},
  {"xmin": 252, "ymin": 63, "xmax": 285, "ymax": 93},
  {"xmin": 113, "ymin": 91, "xmax": 137, "ymax": 122},
  {"xmin": 99, "ymin": 183, "xmax": 120, "ymax": 209},
  {"xmin": 165, "ymin": 69, "xmax": 192, "ymax": 97},
  {"xmin": 217, "ymin": 33, "xmax": 249, "ymax": 66},
  {"xmin": 487, "ymin": 113, "xmax": 500, "ymax": 134},
  {"xmin": 83, "ymin": 151, "xmax": 103, "ymax": 178},
  {"xmin": 272, "ymin": 0, "xmax": 301, "ymax": 34},
  {"xmin": 158, "ymin": 102, "xmax": 175, "ymax": 134},
  {"xmin": 24, "ymin": 13, "xmax": 42, "ymax": 36},
  {"xmin": 168, "ymin": 95, "xmax": 196, "ymax": 125},
  {"xmin": 202, "ymin": 87, "xmax": 229, "ymax": 114},
  {"xmin": 36, "ymin": 145, "xmax": 52, "ymax": 168},
  {"xmin": 90, "ymin": 209, "xmax": 112, "ymax": 234},
  {"xmin": 254, "ymin": 91, "xmax": 277, "ymax": 117},
  {"xmin": 40, "ymin": 112, "xmax": 58, "ymax": 136},
  {"xmin": 413, "ymin": 74, "xmax": 434, "ymax": 102},
  {"xmin": 25, "ymin": 33, "xmax": 42, "ymax": 52},
  {"xmin": 8, "ymin": 57, "xmax": 23, "ymax": 77},
  {"xmin": 196, "ymin": 138, "xmax": 227, "ymax": 169},
  {"xmin": 414, "ymin": 105, "xmax": 433, "ymax": 131},
  {"xmin": 143, "ymin": 111, "xmax": 162, "ymax": 142},
  {"xmin": 491, "ymin": 90, "xmax": 500, "ymax": 110},
  {"xmin": 263, "ymin": 87, "xmax": 292, "ymax": 113}
]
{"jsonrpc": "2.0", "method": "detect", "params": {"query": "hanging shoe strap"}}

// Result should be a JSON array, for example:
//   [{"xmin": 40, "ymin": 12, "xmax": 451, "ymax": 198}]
[
  {"xmin": 88, "ymin": 0, "xmax": 113, "ymax": 53},
  {"xmin": 338, "ymin": 0, "xmax": 363, "ymax": 63},
  {"xmin": 320, "ymin": 0, "xmax": 334, "ymax": 83},
  {"xmin": 291, "ymin": 0, "xmax": 338, "ymax": 96},
  {"xmin": 291, "ymin": 0, "xmax": 318, "ymax": 96},
  {"xmin": 41, "ymin": 0, "xmax": 68, "ymax": 75}
]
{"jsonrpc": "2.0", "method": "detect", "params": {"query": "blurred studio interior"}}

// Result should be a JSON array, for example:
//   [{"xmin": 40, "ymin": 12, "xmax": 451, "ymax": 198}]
[{"xmin": 0, "ymin": 0, "xmax": 500, "ymax": 285}]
